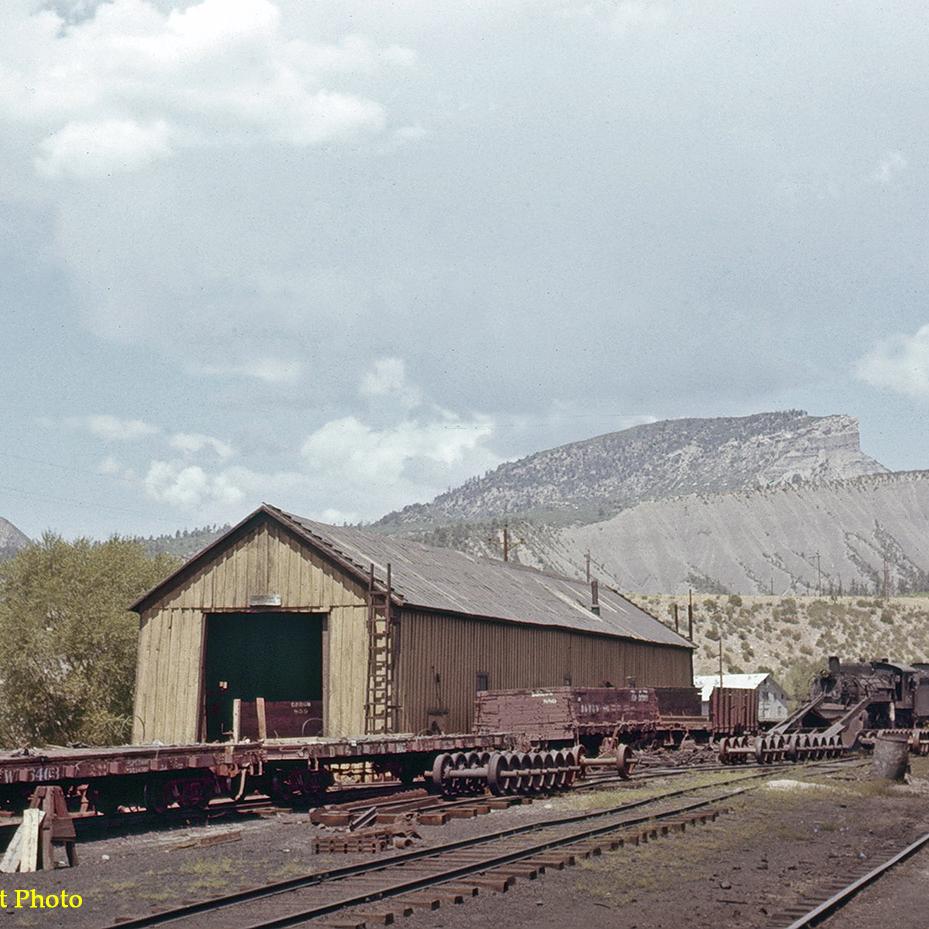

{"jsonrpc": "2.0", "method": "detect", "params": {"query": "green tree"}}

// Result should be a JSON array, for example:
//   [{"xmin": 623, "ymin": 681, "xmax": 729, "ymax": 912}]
[{"xmin": 0, "ymin": 535, "xmax": 178, "ymax": 747}]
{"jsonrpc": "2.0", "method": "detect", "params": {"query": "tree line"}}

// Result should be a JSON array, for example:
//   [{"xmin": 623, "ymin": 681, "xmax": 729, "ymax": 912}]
[{"xmin": 0, "ymin": 536, "xmax": 178, "ymax": 747}]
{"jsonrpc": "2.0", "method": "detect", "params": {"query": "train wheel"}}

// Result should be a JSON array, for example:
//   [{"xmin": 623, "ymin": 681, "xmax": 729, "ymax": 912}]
[
  {"xmin": 614, "ymin": 744, "xmax": 633, "ymax": 779},
  {"xmin": 528, "ymin": 753, "xmax": 544, "ymax": 792},
  {"xmin": 487, "ymin": 753, "xmax": 507, "ymax": 795},
  {"xmin": 718, "ymin": 737, "xmax": 730, "ymax": 765},
  {"xmin": 563, "ymin": 748, "xmax": 578, "ymax": 788},
  {"xmin": 552, "ymin": 750, "xmax": 567, "ymax": 789},
  {"xmin": 431, "ymin": 753, "xmax": 452, "ymax": 793},
  {"xmin": 541, "ymin": 752, "xmax": 556, "ymax": 790}
]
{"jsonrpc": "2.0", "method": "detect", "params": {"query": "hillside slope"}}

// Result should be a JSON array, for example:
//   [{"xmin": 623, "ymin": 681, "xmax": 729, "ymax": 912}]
[
  {"xmin": 0, "ymin": 518, "xmax": 30, "ymax": 561},
  {"xmin": 562, "ymin": 470, "xmax": 929, "ymax": 595},
  {"xmin": 636, "ymin": 593, "xmax": 929, "ymax": 688},
  {"xmin": 377, "ymin": 411, "xmax": 885, "ymax": 528}
]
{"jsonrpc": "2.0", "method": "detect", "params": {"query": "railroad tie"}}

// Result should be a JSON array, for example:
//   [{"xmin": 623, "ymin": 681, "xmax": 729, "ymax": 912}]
[
  {"xmin": 416, "ymin": 812, "xmax": 448, "ymax": 826},
  {"xmin": 464, "ymin": 875, "xmax": 514, "ymax": 893},
  {"xmin": 441, "ymin": 883, "xmax": 481, "ymax": 897},
  {"xmin": 444, "ymin": 808, "xmax": 478, "ymax": 820},
  {"xmin": 397, "ymin": 893, "xmax": 444, "ymax": 910},
  {"xmin": 491, "ymin": 863, "xmax": 542, "ymax": 879},
  {"xmin": 525, "ymin": 853, "xmax": 572, "ymax": 869},
  {"xmin": 358, "ymin": 904, "xmax": 414, "ymax": 924}
]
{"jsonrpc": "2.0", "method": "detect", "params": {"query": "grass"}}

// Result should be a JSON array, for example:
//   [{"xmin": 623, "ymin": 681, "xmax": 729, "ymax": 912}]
[{"xmin": 177, "ymin": 856, "xmax": 238, "ymax": 893}]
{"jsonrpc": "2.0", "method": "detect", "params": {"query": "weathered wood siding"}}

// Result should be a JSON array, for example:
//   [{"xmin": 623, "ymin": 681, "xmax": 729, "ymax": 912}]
[
  {"xmin": 132, "ymin": 518, "xmax": 368, "ymax": 744},
  {"xmin": 395, "ymin": 610, "xmax": 693, "ymax": 734}
]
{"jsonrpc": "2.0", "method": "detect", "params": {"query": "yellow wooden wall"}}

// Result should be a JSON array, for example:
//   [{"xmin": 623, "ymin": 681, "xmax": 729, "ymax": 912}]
[
  {"xmin": 132, "ymin": 518, "xmax": 368, "ymax": 744},
  {"xmin": 395, "ymin": 610, "xmax": 694, "ymax": 734}
]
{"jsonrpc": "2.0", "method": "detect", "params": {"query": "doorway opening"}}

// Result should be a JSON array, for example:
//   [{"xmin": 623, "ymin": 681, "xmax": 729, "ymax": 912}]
[{"xmin": 203, "ymin": 612, "xmax": 324, "ymax": 741}]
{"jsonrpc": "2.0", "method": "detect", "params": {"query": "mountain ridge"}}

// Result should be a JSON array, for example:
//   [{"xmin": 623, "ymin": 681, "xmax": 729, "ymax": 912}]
[
  {"xmin": 376, "ymin": 410, "xmax": 886, "ymax": 529},
  {"xmin": 0, "ymin": 518, "xmax": 31, "ymax": 562}
]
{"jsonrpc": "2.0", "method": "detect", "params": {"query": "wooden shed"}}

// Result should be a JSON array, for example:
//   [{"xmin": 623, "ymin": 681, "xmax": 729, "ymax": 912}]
[{"xmin": 130, "ymin": 504, "xmax": 694, "ymax": 744}]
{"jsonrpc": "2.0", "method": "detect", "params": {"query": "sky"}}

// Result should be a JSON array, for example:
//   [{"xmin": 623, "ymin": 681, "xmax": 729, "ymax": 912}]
[{"xmin": 4, "ymin": 0, "xmax": 929, "ymax": 539}]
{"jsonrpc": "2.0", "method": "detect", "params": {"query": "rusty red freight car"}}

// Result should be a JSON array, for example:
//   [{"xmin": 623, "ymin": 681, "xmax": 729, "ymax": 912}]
[
  {"xmin": 474, "ymin": 685, "xmax": 706, "ymax": 752},
  {"xmin": 709, "ymin": 686, "xmax": 758, "ymax": 735}
]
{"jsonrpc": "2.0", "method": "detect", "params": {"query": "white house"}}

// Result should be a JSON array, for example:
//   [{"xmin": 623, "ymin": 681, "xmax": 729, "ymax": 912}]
[{"xmin": 694, "ymin": 672, "xmax": 789, "ymax": 724}]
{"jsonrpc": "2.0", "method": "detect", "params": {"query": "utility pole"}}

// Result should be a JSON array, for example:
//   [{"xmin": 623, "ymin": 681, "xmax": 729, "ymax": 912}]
[
  {"xmin": 718, "ymin": 633, "xmax": 724, "ymax": 689},
  {"xmin": 585, "ymin": 551, "xmax": 591, "ymax": 583},
  {"xmin": 502, "ymin": 525, "xmax": 509, "ymax": 562},
  {"xmin": 687, "ymin": 588, "xmax": 694, "ymax": 641},
  {"xmin": 672, "ymin": 602, "xmax": 679, "ymax": 634},
  {"xmin": 883, "ymin": 558, "xmax": 890, "ymax": 599}
]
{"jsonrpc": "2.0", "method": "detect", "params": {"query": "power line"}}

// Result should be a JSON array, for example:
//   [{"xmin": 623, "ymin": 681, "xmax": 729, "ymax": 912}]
[{"xmin": 0, "ymin": 484, "xmax": 181, "ymax": 527}]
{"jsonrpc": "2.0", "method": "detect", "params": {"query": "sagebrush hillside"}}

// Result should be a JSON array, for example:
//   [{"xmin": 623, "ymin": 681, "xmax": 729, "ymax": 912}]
[{"xmin": 634, "ymin": 593, "xmax": 929, "ymax": 702}]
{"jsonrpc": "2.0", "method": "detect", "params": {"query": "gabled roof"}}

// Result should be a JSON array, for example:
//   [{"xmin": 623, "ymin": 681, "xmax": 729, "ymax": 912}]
[
  {"xmin": 694, "ymin": 673, "xmax": 778, "ymax": 701},
  {"xmin": 132, "ymin": 504, "xmax": 692, "ymax": 650}
]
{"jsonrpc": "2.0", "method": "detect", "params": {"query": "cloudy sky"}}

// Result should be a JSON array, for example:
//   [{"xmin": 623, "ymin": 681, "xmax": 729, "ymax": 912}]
[{"xmin": 4, "ymin": 0, "xmax": 929, "ymax": 538}]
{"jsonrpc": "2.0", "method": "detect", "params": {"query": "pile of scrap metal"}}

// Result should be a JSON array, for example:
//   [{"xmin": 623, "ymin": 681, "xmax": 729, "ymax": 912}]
[{"xmin": 718, "ymin": 656, "xmax": 929, "ymax": 764}]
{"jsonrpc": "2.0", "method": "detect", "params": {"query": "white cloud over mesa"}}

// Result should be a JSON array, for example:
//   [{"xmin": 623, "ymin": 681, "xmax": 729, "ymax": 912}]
[
  {"xmin": 134, "ymin": 358, "xmax": 501, "ymax": 522},
  {"xmin": 0, "ymin": 0, "xmax": 413, "ymax": 179},
  {"xmin": 857, "ymin": 324, "xmax": 929, "ymax": 399}
]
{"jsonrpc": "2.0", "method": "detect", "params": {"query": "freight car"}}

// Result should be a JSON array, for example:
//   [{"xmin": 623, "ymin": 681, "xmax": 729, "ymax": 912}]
[
  {"xmin": 0, "ymin": 683, "xmax": 742, "ymax": 812},
  {"xmin": 2, "ymin": 661, "xmax": 918, "ymax": 814}
]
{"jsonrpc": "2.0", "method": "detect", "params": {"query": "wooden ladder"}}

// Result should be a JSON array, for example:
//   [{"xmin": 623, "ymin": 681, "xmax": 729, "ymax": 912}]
[{"xmin": 364, "ymin": 563, "xmax": 397, "ymax": 735}]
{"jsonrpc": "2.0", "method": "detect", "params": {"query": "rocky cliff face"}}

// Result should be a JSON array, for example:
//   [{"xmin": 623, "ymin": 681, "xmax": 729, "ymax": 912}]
[
  {"xmin": 0, "ymin": 518, "xmax": 30, "ymax": 561},
  {"xmin": 377, "ymin": 411, "xmax": 886, "ymax": 529}
]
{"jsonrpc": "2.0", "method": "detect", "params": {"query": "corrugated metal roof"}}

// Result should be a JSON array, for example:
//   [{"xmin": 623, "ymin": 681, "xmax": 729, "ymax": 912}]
[
  {"xmin": 694, "ymin": 673, "xmax": 772, "ymax": 701},
  {"xmin": 273, "ymin": 506, "xmax": 690, "ymax": 649}
]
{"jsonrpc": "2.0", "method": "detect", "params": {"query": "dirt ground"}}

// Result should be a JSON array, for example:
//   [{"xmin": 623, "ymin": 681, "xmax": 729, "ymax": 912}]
[{"xmin": 1, "ymin": 758, "xmax": 927, "ymax": 929}]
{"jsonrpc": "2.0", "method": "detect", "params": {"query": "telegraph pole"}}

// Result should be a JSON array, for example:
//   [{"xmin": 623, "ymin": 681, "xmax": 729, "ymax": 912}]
[
  {"xmin": 502, "ymin": 525, "xmax": 509, "ymax": 562},
  {"xmin": 718, "ymin": 633, "xmax": 724, "ymax": 689},
  {"xmin": 585, "ymin": 551, "xmax": 591, "ymax": 583},
  {"xmin": 687, "ymin": 588, "xmax": 694, "ymax": 641}
]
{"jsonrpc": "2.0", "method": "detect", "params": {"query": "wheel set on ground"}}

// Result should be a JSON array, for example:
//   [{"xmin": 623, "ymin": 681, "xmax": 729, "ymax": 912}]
[
  {"xmin": 430, "ymin": 748, "xmax": 581, "ymax": 796},
  {"xmin": 718, "ymin": 732, "xmax": 844, "ymax": 765}
]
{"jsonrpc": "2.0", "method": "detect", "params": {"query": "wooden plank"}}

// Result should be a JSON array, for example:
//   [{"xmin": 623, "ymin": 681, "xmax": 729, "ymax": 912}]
[
  {"xmin": 0, "ymin": 824, "xmax": 24, "ymax": 873},
  {"xmin": 19, "ymin": 809, "xmax": 44, "ymax": 873},
  {"xmin": 232, "ymin": 698, "xmax": 242, "ymax": 743},
  {"xmin": 256, "ymin": 697, "xmax": 267, "ymax": 741}
]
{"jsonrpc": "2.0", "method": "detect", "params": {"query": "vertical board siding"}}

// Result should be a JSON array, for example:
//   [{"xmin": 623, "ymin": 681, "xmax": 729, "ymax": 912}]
[
  {"xmin": 132, "ymin": 514, "xmax": 693, "ymax": 745},
  {"xmin": 132, "ymin": 518, "xmax": 368, "ymax": 744},
  {"xmin": 396, "ymin": 610, "xmax": 693, "ymax": 735}
]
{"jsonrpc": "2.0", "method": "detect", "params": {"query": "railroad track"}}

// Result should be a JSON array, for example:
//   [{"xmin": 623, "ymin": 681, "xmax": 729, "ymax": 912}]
[
  {"xmin": 767, "ymin": 831, "xmax": 929, "ymax": 928},
  {"xmin": 101, "ymin": 760, "xmax": 856, "ymax": 929}
]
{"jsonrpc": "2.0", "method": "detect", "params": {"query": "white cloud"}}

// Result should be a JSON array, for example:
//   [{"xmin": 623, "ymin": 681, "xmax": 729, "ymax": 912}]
[
  {"xmin": 872, "ymin": 150, "xmax": 907, "ymax": 185},
  {"xmin": 143, "ymin": 460, "xmax": 245, "ymax": 509},
  {"xmin": 117, "ymin": 361, "xmax": 501, "ymax": 522},
  {"xmin": 169, "ymin": 432, "xmax": 236, "ymax": 460},
  {"xmin": 0, "ymin": 0, "xmax": 411, "ymax": 178},
  {"xmin": 359, "ymin": 357, "xmax": 422, "ymax": 408},
  {"xmin": 301, "ymin": 414, "xmax": 496, "ymax": 486},
  {"xmin": 857, "ymin": 324, "xmax": 929, "ymax": 399},
  {"xmin": 200, "ymin": 358, "xmax": 305, "ymax": 384},
  {"xmin": 37, "ymin": 119, "xmax": 172, "ymax": 178},
  {"xmin": 67, "ymin": 413, "xmax": 160, "ymax": 441}
]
